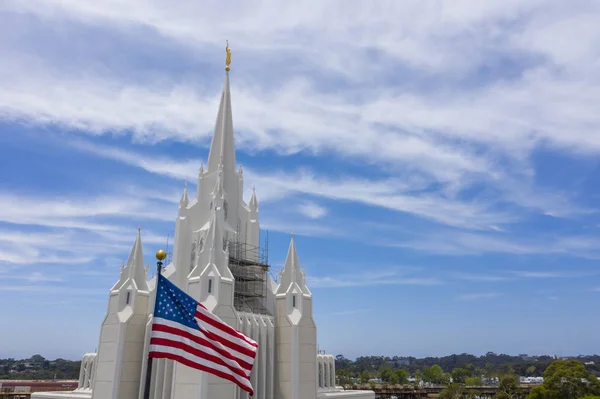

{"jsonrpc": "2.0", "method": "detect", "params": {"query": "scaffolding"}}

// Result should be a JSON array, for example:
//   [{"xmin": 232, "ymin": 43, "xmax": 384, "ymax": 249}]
[{"xmin": 228, "ymin": 235, "xmax": 270, "ymax": 315}]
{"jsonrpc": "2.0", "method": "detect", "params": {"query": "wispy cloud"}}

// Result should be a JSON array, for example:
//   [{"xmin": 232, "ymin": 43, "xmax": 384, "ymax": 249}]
[
  {"xmin": 389, "ymin": 230, "xmax": 600, "ymax": 258},
  {"xmin": 70, "ymin": 141, "xmax": 515, "ymax": 230},
  {"xmin": 298, "ymin": 201, "xmax": 328, "ymax": 219},
  {"xmin": 510, "ymin": 270, "xmax": 597, "ymax": 279},
  {"xmin": 1, "ymin": 0, "xmax": 596, "ymax": 226},
  {"xmin": 309, "ymin": 269, "xmax": 443, "ymax": 288},
  {"xmin": 457, "ymin": 292, "xmax": 502, "ymax": 301},
  {"xmin": 0, "ymin": 284, "xmax": 106, "ymax": 295},
  {"xmin": 0, "ymin": 192, "xmax": 174, "ymax": 231},
  {"xmin": 454, "ymin": 273, "xmax": 510, "ymax": 282}
]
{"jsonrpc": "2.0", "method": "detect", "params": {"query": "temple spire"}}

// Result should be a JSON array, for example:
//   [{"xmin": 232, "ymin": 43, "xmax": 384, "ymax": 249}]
[
  {"xmin": 179, "ymin": 182, "xmax": 189, "ymax": 208},
  {"xmin": 207, "ymin": 67, "xmax": 236, "ymax": 174},
  {"xmin": 276, "ymin": 234, "xmax": 309, "ymax": 294},
  {"xmin": 124, "ymin": 228, "xmax": 147, "ymax": 290},
  {"xmin": 249, "ymin": 187, "xmax": 258, "ymax": 211}
]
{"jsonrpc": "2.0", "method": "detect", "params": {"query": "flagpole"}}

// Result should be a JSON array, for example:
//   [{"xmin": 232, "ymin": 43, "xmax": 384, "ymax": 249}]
[{"xmin": 143, "ymin": 249, "xmax": 167, "ymax": 399}]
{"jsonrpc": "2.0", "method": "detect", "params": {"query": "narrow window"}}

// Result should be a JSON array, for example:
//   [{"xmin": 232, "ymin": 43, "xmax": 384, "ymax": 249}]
[
  {"xmin": 198, "ymin": 238, "xmax": 204, "ymax": 251},
  {"xmin": 126, "ymin": 292, "xmax": 131, "ymax": 305},
  {"xmin": 190, "ymin": 241, "xmax": 197, "ymax": 272},
  {"xmin": 224, "ymin": 200, "xmax": 228, "ymax": 220},
  {"xmin": 210, "ymin": 201, "xmax": 213, "ymax": 210},
  {"xmin": 208, "ymin": 279, "xmax": 213, "ymax": 294},
  {"xmin": 292, "ymin": 295, "xmax": 296, "ymax": 308}
]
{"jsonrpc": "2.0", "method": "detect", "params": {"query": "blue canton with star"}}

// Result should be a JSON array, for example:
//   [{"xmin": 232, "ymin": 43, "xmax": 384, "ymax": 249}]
[{"xmin": 154, "ymin": 274, "xmax": 200, "ymax": 331}]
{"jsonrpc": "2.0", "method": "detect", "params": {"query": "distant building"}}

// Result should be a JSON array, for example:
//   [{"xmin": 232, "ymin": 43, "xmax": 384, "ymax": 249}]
[{"xmin": 520, "ymin": 377, "xmax": 544, "ymax": 385}]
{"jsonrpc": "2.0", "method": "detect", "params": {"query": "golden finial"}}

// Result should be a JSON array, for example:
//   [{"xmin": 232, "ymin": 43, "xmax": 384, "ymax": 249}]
[
  {"xmin": 225, "ymin": 40, "xmax": 231, "ymax": 72},
  {"xmin": 156, "ymin": 249, "xmax": 167, "ymax": 261}
]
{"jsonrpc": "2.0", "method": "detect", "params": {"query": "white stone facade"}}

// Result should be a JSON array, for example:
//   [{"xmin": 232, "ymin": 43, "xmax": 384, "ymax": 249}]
[{"xmin": 33, "ymin": 69, "xmax": 373, "ymax": 399}]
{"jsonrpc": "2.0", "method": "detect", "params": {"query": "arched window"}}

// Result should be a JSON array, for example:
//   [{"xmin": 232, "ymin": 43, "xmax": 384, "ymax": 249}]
[
  {"xmin": 198, "ymin": 238, "xmax": 204, "ymax": 252},
  {"xmin": 210, "ymin": 200, "xmax": 213, "ymax": 210},
  {"xmin": 224, "ymin": 200, "xmax": 228, "ymax": 220},
  {"xmin": 223, "ymin": 236, "xmax": 228, "ymax": 251}
]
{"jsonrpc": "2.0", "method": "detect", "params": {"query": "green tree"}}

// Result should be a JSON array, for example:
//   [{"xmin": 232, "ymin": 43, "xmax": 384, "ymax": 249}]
[
  {"xmin": 423, "ymin": 364, "xmax": 445, "ymax": 384},
  {"xmin": 395, "ymin": 369, "xmax": 409, "ymax": 385},
  {"xmin": 29, "ymin": 354, "xmax": 46, "ymax": 363},
  {"xmin": 497, "ymin": 375, "xmax": 525, "ymax": 399},
  {"xmin": 465, "ymin": 376, "xmax": 482, "ymax": 386},
  {"xmin": 452, "ymin": 367, "xmax": 473, "ymax": 384},
  {"xmin": 414, "ymin": 370, "xmax": 423, "ymax": 383},
  {"xmin": 379, "ymin": 367, "xmax": 393, "ymax": 383},
  {"xmin": 439, "ymin": 383, "xmax": 467, "ymax": 399},
  {"xmin": 527, "ymin": 360, "xmax": 600, "ymax": 399},
  {"xmin": 359, "ymin": 370, "xmax": 370, "ymax": 384}
]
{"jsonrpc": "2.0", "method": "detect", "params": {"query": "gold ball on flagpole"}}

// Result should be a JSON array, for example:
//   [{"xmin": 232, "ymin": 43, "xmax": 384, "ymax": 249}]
[{"xmin": 156, "ymin": 249, "xmax": 167, "ymax": 261}]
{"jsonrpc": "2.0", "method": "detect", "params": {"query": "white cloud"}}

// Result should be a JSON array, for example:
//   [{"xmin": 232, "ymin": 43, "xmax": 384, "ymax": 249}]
[
  {"xmin": 454, "ymin": 273, "xmax": 510, "ymax": 282},
  {"xmin": 297, "ymin": 201, "xmax": 327, "ymax": 219},
  {"xmin": 388, "ymin": 230, "xmax": 600, "ymax": 258},
  {"xmin": 0, "ymin": 192, "xmax": 174, "ymax": 231},
  {"xmin": 510, "ymin": 270, "xmax": 597, "ymax": 279},
  {"xmin": 0, "ymin": 191, "xmax": 175, "ymax": 267},
  {"xmin": 0, "ymin": 284, "xmax": 105, "ymax": 295},
  {"xmin": 308, "ymin": 269, "xmax": 443, "ymax": 288},
  {"xmin": 70, "ymin": 141, "xmax": 514, "ymax": 229},
  {"xmin": 457, "ymin": 292, "xmax": 502, "ymax": 301},
  {"xmin": 0, "ymin": 0, "xmax": 596, "ymax": 227}
]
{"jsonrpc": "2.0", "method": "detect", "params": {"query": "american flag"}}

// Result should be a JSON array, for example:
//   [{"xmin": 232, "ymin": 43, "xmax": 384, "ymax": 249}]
[{"xmin": 149, "ymin": 274, "xmax": 258, "ymax": 395}]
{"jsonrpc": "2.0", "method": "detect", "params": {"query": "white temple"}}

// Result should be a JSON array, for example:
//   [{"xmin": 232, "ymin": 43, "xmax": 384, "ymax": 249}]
[{"xmin": 33, "ymin": 56, "xmax": 374, "ymax": 399}]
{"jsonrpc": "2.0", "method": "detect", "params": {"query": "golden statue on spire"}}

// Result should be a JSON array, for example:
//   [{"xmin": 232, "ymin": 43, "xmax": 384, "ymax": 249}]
[{"xmin": 225, "ymin": 40, "xmax": 231, "ymax": 72}]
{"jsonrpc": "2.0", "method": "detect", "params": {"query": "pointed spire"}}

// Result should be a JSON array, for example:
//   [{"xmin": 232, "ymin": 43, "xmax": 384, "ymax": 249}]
[
  {"xmin": 277, "ymin": 233, "xmax": 309, "ymax": 295},
  {"xmin": 123, "ymin": 228, "xmax": 148, "ymax": 290},
  {"xmin": 207, "ymin": 72, "xmax": 236, "ymax": 174},
  {"xmin": 180, "ymin": 182, "xmax": 189, "ymax": 206},
  {"xmin": 199, "ymin": 163, "xmax": 204, "ymax": 174},
  {"xmin": 249, "ymin": 187, "xmax": 258, "ymax": 211},
  {"xmin": 239, "ymin": 164, "xmax": 243, "ymax": 175},
  {"xmin": 284, "ymin": 234, "xmax": 301, "ymax": 282}
]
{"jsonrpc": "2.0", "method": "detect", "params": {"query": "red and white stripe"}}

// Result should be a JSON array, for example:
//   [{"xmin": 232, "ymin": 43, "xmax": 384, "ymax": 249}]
[{"xmin": 149, "ymin": 304, "xmax": 258, "ymax": 395}]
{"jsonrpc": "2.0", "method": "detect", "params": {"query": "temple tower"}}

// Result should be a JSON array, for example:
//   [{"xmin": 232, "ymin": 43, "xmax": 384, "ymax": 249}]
[
  {"xmin": 274, "ymin": 235, "xmax": 317, "ymax": 399},
  {"xmin": 92, "ymin": 230, "xmax": 150, "ymax": 399}
]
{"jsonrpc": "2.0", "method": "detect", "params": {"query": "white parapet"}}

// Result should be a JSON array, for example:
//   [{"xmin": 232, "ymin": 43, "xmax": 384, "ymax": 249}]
[
  {"xmin": 31, "ymin": 353, "xmax": 97, "ymax": 399},
  {"xmin": 316, "ymin": 353, "xmax": 374, "ymax": 399}
]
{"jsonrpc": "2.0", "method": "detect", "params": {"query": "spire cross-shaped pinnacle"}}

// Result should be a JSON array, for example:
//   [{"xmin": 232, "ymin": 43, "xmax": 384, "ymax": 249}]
[{"xmin": 207, "ymin": 57, "xmax": 236, "ymax": 174}]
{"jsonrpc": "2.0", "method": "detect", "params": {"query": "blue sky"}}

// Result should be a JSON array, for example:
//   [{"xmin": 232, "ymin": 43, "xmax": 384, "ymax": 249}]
[{"xmin": 1, "ymin": 1, "xmax": 600, "ymax": 361}]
